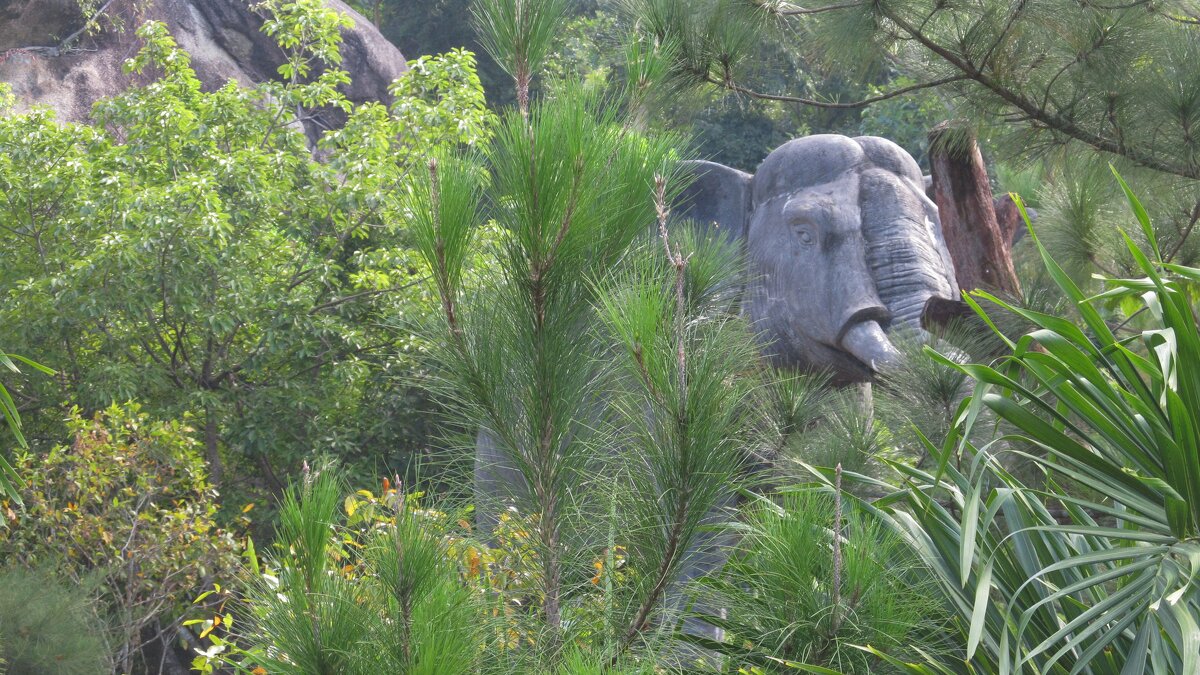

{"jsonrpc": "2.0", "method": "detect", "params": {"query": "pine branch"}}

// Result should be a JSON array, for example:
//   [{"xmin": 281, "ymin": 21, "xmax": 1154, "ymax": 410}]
[
  {"xmin": 772, "ymin": 1, "xmax": 863, "ymax": 16},
  {"xmin": 704, "ymin": 72, "xmax": 969, "ymax": 110},
  {"xmin": 427, "ymin": 159, "xmax": 463, "ymax": 340},
  {"xmin": 879, "ymin": 4, "xmax": 1200, "ymax": 180},
  {"xmin": 306, "ymin": 278, "xmax": 427, "ymax": 314},
  {"xmin": 619, "ymin": 175, "xmax": 694, "ymax": 655}
]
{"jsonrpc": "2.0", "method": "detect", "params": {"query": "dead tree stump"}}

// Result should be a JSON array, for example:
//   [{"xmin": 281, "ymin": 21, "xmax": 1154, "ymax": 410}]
[{"xmin": 927, "ymin": 123, "xmax": 1021, "ymax": 296}]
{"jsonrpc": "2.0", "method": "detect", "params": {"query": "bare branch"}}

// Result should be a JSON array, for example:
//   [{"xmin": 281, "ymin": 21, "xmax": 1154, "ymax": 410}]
[
  {"xmin": 1164, "ymin": 201, "xmax": 1200, "ymax": 263},
  {"xmin": 59, "ymin": 0, "xmax": 120, "ymax": 51},
  {"xmin": 306, "ymin": 277, "xmax": 427, "ymax": 314}
]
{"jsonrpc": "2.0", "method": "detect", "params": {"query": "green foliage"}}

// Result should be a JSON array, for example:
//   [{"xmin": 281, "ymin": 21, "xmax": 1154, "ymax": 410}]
[
  {"xmin": 596, "ymin": 225, "xmax": 764, "ymax": 651},
  {"xmin": 618, "ymin": 0, "xmax": 947, "ymax": 169},
  {"xmin": 0, "ymin": 347, "xmax": 53, "ymax": 504},
  {"xmin": 695, "ymin": 490, "xmax": 949, "ymax": 672},
  {"xmin": 409, "ymin": 83, "xmax": 699, "ymax": 658},
  {"xmin": 853, "ymin": 181, "xmax": 1200, "ymax": 672},
  {"xmin": 857, "ymin": 77, "xmax": 945, "ymax": 168},
  {"xmin": 870, "ymin": 324, "xmax": 1003, "ymax": 466},
  {"xmin": 379, "ymin": 0, "xmax": 935, "ymax": 171},
  {"xmin": 0, "ymin": 567, "xmax": 111, "ymax": 675},
  {"xmin": 799, "ymin": 390, "xmax": 892, "ymax": 479},
  {"xmin": 627, "ymin": 0, "xmax": 1200, "ymax": 277},
  {"xmin": 256, "ymin": 0, "xmax": 355, "ymax": 86},
  {"xmin": 362, "ymin": 0, "xmax": 519, "ymax": 107},
  {"xmin": 806, "ymin": 0, "xmax": 1200, "ymax": 179},
  {"xmin": 0, "ymin": 5, "xmax": 494, "ymax": 488},
  {"xmin": 196, "ymin": 467, "xmax": 480, "ymax": 674},
  {"xmin": 473, "ymin": 0, "xmax": 571, "ymax": 110},
  {"xmin": 71, "ymin": 0, "xmax": 150, "ymax": 40},
  {"xmin": 0, "ymin": 403, "xmax": 239, "ymax": 673},
  {"xmin": 22, "ymin": 4, "xmax": 1200, "ymax": 674},
  {"xmin": 405, "ymin": 0, "xmax": 778, "ymax": 661},
  {"xmin": 390, "ymin": 48, "xmax": 494, "ymax": 150}
]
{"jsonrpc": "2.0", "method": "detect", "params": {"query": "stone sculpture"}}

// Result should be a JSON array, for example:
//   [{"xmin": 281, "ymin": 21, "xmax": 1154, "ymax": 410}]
[{"xmin": 678, "ymin": 134, "xmax": 960, "ymax": 382}]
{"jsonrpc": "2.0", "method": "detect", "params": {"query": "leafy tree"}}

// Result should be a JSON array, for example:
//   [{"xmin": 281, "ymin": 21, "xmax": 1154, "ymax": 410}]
[{"xmin": 0, "ymin": 4, "xmax": 493, "ymax": 489}]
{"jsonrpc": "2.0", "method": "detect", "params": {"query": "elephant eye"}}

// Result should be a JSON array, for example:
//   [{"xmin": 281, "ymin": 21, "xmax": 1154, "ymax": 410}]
[{"xmin": 792, "ymin": 221, "xmax": 816, "ymax": 245}]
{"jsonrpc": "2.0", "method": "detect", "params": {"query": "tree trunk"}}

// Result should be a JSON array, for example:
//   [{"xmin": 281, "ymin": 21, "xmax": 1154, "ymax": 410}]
[{"xmin": 928, "ymin": 123, "xmax": 1021, "ymax": 296}]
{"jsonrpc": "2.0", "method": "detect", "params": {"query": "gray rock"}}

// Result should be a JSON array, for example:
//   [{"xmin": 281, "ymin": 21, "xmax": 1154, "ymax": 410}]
[{"xmin": 0, "ymin": 0, "xmax": 406, "ymax": 129}]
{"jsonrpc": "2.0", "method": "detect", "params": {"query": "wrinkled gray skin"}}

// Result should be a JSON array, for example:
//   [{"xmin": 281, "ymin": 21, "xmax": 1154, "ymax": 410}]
[
  {"xmin": 680, "ymin": 134, "xmax": 959, "ymax": 383},
  {"xmin": 476, "ymin": 135, "xmax": 959, "ymax": 645}
]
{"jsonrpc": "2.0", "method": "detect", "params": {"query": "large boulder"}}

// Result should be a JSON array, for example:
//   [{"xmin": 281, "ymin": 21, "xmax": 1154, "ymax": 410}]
[{"xmin": 0, "ymin": 0, "xmax": 406, "ymax": 126}]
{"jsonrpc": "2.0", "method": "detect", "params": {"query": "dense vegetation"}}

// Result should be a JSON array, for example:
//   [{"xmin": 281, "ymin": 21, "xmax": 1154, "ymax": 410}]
[{"xmin": 1, "ymin": 0, "xmax": 1199, "ymax": 672}]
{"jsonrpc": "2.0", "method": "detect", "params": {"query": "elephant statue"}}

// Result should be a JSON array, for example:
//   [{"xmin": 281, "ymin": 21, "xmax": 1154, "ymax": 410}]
[
  {"xmin": 678, "ymin": 134, "xmax": 959, "ymax": 382},
  {"xmin": 474, "ymin": 135, "xmax": 959, "ymax": 647}
]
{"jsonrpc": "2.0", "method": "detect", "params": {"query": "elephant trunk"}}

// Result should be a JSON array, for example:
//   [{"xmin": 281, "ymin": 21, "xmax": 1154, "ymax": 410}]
[{"xmin": 839, "ymin": 320, "xmax": 901, "ymax": 373}]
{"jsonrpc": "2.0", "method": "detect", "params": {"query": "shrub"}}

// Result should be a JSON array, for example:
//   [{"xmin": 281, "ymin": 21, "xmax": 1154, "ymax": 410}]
[
  {"xmin": 196, "ymin": 466, "xmax": 480, "ymax": 674},
  {"xmin": 0, "ymin": 567, "xmax": 110, "ymax": 675},
  {"xmin": 0, "ymin": 403, "xmax": 239, "ymax": 673},
  {"xmin": 693, "ymin": 488, "xmax": 950, "ymax": 672}
]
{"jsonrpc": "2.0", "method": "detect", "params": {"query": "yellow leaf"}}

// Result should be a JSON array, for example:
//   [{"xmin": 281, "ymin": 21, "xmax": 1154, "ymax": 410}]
[
  {"xmin": 198, "ymin": 615, "xmax": 221, "ymax": 639},
  {"xmin": 344, "ymin": 496, "xmax": 358, "ymax": 518},
  {"xmin": 241, "ymin": 503, "xmax": 255, "ymax": 513},
  {"xmin": 466, "ymin": 547, "xmax": 481, "ymax": 577}
]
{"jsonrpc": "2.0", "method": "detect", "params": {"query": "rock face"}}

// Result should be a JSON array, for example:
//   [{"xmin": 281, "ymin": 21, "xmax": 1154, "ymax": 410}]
[{"xmin": 0, "ymin": 0, "xmax": 406, "ymax": 125}]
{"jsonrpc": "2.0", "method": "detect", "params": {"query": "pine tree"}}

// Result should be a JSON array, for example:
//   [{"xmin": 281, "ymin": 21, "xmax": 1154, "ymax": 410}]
[
  {"xmin": 405, "ymin": 0, "xmax": 774, "ymax": 664},
  {"xmin": 622, "ymin": 0, "xmax": 1200, "ymax": 284}
]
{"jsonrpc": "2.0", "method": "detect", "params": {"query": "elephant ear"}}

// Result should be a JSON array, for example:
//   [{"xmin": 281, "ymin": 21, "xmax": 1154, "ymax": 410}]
[{"xmin": 675, "ymin": 160, "xmax": 752, "ymax": 243}]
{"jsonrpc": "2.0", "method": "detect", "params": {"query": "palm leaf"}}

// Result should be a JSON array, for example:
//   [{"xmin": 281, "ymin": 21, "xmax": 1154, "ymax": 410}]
[
  {"xmin": 852, "ymin": 176, "xmax": 1200, "ymax": 672},
  {"xmin": 0, "ymin": 348, "xmax": 53, "ymax": 504}
]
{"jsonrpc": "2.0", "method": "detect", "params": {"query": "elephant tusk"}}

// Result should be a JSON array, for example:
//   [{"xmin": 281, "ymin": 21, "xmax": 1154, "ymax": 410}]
[{"xmin": 839, "ymin": 320, "xmax": 902, "ymax": 373}]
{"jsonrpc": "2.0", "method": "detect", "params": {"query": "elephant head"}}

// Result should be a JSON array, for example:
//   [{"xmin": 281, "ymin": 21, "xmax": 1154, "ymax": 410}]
[{"xmin": 678, "ymin": 135, "xmax": 959, "ymax": 383}]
